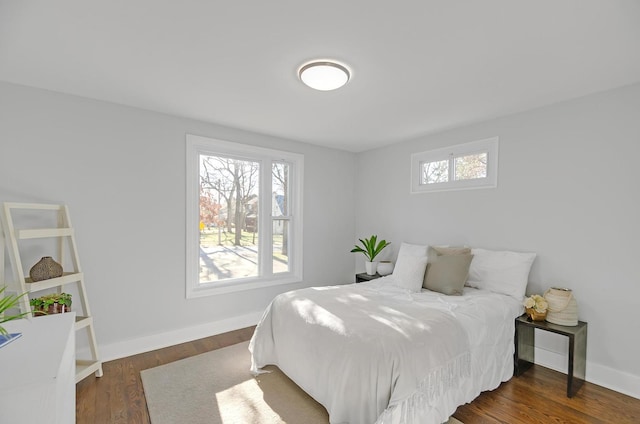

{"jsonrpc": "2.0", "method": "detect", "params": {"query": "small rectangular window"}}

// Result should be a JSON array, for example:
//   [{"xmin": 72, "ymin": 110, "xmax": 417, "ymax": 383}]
[{"xmin": 411, "ymin": 137, "xmax": 498, "ymax": 193}]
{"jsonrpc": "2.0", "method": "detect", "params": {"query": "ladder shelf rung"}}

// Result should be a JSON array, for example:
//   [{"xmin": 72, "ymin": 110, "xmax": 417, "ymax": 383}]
[
  {"xmin": 25, "ymin": 272, "xmax": 83, "ymax": 291},
  {"xmin": 76, "ymin": 359, "xmax": 103, "ymax": 383},
  {"xmin": 75, "ymin": 315, "xmax": 93, "ymax": 330},
  {"xmin": 4, "ymin": 202, "xmax": 64, "ymax": 211},
  {"xmin": 17, "ymin": 227, "xmax": 74, "ymax": 239}
]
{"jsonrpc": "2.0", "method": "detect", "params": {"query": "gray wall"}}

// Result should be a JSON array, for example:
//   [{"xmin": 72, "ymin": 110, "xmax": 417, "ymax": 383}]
[
  {"xmin": 354, "ymin": 82, "xmax": 640, "ymax": 398},
  {"xmin": 0, "ymin": 81, "xmax": 356, "ymax": 358},
  {"xmin": 2, "ymin": 80, "xmax": 638, "ymax": 399}
]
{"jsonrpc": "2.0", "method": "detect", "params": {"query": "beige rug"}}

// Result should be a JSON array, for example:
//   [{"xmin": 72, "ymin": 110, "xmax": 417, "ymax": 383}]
[{"xmin": 141, "ymin": 341, "xmax": 462, "ymax": 424}]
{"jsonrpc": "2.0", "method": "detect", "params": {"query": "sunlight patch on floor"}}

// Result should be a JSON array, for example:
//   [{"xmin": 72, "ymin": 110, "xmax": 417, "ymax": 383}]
[{"xmin": 215, "ymin": 379, "xmax": 283, "ymax": 424}]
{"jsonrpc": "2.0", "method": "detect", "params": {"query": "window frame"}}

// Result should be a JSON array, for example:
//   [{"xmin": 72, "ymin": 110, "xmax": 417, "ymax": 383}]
[
  {"xmin": 185, "ymin": 134, "xmax": 304, "ymax": 298},
  {"xmin": 410, "ymin": 137, "xmax": 499, "ymax": 194}
]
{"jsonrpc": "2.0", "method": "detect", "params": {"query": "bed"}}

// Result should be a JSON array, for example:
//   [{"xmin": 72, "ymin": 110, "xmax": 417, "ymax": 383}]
[{"xmin": 249, "ymin": 245, "xmax": 535, "ymax": 424}]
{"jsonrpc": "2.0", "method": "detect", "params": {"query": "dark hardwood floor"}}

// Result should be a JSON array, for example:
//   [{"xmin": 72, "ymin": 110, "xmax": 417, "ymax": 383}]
[{"xmin": 77, "ymin": 326, "xmax": 640, "ymax": 423}]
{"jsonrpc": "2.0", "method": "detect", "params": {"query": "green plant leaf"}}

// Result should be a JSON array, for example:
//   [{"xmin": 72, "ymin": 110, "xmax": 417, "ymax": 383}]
[
  {"xmin": 350, "ymin": 235, "xmax": 391, "ymax": 261},
  {"xmin": 0, "ymin": 286, "xmax": 30, "ymax": 335}
]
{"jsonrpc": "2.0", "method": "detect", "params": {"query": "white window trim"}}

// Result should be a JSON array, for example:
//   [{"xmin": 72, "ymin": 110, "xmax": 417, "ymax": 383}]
[
  {"xmin": 410, "ymin": 137, "xmax": 499, "ymax": 194},
  {"xmin": 185, "ymin": 134, "xmax": 304, "ymax": 298}
]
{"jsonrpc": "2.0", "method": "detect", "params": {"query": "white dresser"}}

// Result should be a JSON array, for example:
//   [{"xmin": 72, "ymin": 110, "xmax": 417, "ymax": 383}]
[{"xmin": 0, "ymin": 313, "xmax": 76, "ymax": 424}]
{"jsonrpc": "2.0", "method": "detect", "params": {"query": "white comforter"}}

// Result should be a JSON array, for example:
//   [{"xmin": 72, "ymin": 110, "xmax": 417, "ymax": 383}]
[{"xmin": 249, "ymin": 277, "xmax": 523, "ymax": 424}]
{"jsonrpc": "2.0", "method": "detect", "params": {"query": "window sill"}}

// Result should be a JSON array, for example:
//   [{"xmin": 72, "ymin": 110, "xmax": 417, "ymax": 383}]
[{"xmin": 186, "ymin": 275, "xmax": 302, "ymax": 298}]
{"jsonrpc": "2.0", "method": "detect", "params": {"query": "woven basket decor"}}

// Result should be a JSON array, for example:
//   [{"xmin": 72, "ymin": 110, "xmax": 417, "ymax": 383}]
[{"xmin": 544, "ymin": 287, "xmax": 578, "ymax": 326}]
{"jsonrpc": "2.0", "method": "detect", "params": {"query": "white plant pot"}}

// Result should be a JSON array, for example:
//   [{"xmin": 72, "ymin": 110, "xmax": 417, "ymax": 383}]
[{"xmin": 364, "ymin": 261, "xmax": 378, "ymax": 275}]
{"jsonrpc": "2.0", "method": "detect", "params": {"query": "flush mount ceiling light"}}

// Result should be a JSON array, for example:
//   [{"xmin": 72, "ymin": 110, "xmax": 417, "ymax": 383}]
[{"xmin": 298, "ymin": 60, "xmax": 350, "ymax": 91}]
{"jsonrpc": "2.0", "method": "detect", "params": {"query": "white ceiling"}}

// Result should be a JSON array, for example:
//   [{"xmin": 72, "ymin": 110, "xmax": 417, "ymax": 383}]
[{"xmin": 1, "ymin": 1, "xmax": 639, "ymax": 152}]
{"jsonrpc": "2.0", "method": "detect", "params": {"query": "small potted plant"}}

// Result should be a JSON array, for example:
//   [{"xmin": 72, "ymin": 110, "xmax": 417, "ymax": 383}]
[
  {"xmin": 30, "ymin": 293, "xmax": 72, "ymax": 317},
  {"xmin": 350, "ymin": 235, "xmax": 391, "ymax": 275},
  {"xmin": 0, "ymin": 286, "xmax": 30, "ymax": 336}
]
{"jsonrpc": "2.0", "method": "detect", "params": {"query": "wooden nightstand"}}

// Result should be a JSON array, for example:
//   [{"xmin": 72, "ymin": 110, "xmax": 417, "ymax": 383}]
[
  {"xmin": 355, "ymin": 272, "xmax": 382, "ymax": 283},
  {"xmin": 514, "ymin": 314, "xmax": 587, "ymax": 398}
]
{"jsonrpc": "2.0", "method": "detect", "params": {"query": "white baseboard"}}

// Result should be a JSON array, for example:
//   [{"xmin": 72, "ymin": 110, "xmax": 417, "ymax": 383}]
[
  {"xmin": 81, "ymin": 314, "xmax": 639, "ymax": 402},
  {"xmin": 85, "ymin": 311, "xmax": 263, "ymax": 363},
  {"xmin": 535, "ymin": 347, "xmax": 640, "ymax": 400}
]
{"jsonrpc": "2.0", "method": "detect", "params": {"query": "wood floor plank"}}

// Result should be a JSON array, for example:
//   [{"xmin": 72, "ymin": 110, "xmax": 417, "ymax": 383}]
[
  {"xmin": 92, "ymin": 363, "xmax": 113, "ymax": 422},
  {"xmin": 455, "ymin": 365, "xmax": 640, "ymax": 423},
  {"xmin": 77, "ymin": 326, "xmax": 640, "ymax": 423},
  {"xmin": 75, "ymin": 367, "xmax": 97, "ymax": 421},
  {"xmin": 108, "ymin": 361, "xmax": 129, "ymax": 424},
  {"xmin": 124, "ymin": 357, "xmax": 150, "ymax": 424}
]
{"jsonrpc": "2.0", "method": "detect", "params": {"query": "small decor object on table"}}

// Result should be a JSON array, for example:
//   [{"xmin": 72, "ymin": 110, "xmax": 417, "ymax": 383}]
[
  {"xmin": 544, "ymin": 287, "xmax": 578, "ymax": 326},
  {"xmin": 350, "ymin": 235, "xmax": 391, "ymax": 275},
  {"xmin": 523, "ymin": 294, "xmax": 548, "ymax": 321},
  {"xmin": 30, "ymin": 293, "xmax": 72, "ymax": 316},
  {"xmin": 377, "ymin": 261, "xmax": 394, "ymax": 276},
  {"xmin": 29, "ymin": 256, "xmax": 63, "ymax": 282}
]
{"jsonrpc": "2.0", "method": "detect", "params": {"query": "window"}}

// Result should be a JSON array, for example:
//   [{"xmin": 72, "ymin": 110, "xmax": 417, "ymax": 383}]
[
  {"xmin": 411, "ymin": 137, "xmax": 499, "ymax": 193},
  {"xmin": 186, "ymin": 135, "xmax": 303, "ymax": 297}
]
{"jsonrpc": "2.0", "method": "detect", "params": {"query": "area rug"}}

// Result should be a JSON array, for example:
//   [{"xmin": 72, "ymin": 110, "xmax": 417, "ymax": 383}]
[{"xmin": 141, "ymin": 341, "xmax": 463, "ymax": 424}]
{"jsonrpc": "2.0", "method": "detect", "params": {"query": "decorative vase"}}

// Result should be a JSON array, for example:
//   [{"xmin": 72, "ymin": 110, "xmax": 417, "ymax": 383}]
[
  {"xmin": 544, "ymin": 287, "xmax": 578, "ymax": 326},
  {"xmin": 377, "ymin": 261, "xmax": 394, "ymax": 276},
  {"xmin": 364, "ymin": 261, "xmax": 378, "ymax": 276},
  {"xmin": 29, "ymin": 256, "xmax": 63, "ymax": 282}
]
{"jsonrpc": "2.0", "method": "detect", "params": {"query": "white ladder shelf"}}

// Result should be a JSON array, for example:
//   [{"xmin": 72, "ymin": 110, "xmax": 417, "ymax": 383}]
[{"xmin": 0, "ymin": 202, "xmax": 103, "ymax": 383}]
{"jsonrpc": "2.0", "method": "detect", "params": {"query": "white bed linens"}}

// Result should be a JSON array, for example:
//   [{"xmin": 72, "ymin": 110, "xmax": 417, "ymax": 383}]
[{"xmin": 249, "ymin": 276, "xmax": 523, "ymax": 424}]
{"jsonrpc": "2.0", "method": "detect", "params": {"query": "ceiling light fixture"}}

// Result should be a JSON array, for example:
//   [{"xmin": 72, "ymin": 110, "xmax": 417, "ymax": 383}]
[{"xmin": 298, "ymin": 60, "xmax": 350, "ymax": 91}]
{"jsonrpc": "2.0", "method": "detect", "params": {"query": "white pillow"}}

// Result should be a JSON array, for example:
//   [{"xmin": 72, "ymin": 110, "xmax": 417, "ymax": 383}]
[
  {"xmin": 466, "ymin": 248, "xmax": 536, "ymax": 300},
  {"xmin": 396, "ymin": 242, "xmax": 428, "ymax": 258},
  {"xmin": 392, "ymin": 255, "xmax": 428, "ymax": 292}
]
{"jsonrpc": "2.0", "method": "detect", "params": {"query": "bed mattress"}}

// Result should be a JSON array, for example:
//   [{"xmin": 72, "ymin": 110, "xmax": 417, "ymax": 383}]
[{"xmin": 250, "ymin": 277, "xmax": 523, "ymax": 424}]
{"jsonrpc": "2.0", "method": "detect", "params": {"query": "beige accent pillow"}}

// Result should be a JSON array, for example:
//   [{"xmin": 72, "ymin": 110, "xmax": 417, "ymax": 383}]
[
  {"xmin": 428, "ymin": 246, "xmax": 471, "ymax": 257},
  {"xmin": 423, "ymin": 245, "xmax": 473, "ymax": 295},
  {"xmin": 423, "ymin": 254, "xmax": 474, "ymax": 295}
]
